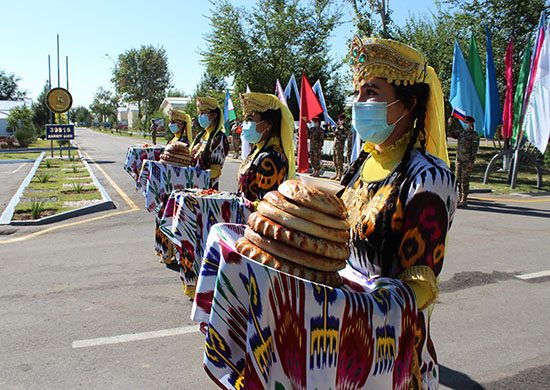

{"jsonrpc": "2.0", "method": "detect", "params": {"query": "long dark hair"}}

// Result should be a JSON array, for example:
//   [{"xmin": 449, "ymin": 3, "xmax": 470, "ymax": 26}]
[
  {"xmin": 378, "ymin": 81, "xmax": 430, "ymax": 272},
  {"xmin": 259, "ymin": 108, "xmax": 282, "ymax": 139}
]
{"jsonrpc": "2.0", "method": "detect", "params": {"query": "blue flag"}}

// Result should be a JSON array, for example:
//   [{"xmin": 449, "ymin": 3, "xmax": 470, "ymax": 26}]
[
  {"xmin": 483, "ymin": 27, "xmax": 502, "ymax": 139},
  {"xmin": 450, "ymin": 40, "xmax": 484, "ymax": 134}
]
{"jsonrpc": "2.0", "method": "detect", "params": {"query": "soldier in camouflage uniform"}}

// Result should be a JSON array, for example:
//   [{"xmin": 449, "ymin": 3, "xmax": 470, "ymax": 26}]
[
  {"xmin": 308, "ymin": 116, "xmax": 324, "ymax": 177},
  {"xmin": 331, "ymin": 113, "xmax": 349, "ymax": 180},
  {"xmin": 449, "ymin": 116, "xmax": 479, "ymax": 207},
  {"xmin": 346, "ymin": 123, "xmax": 354, "ymax": 164}
]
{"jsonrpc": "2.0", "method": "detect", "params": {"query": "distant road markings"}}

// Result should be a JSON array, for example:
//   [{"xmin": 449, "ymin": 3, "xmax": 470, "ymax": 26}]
[
  {"xmin": 0, "ymin": 145, "xmax": 140, "ymax": 244},
  {"xmin": 516, "ymin": 270, "xmax": 550, "ymax": 280},
  {"xmin": 72, "ymin": 326, "xmax": 199, "ymax": 348},
  {"xmin": 79, "ymin": 148, "xmax": 138, "ymax": 210},
  {"xmin": 11, "ymin": 163, "xmax": 27, "ymax": 174}
]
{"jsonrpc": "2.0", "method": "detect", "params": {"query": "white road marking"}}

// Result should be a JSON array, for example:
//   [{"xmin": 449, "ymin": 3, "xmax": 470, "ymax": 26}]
[
  {"xmin": 72, "ymin": 325, "xmax": 199, "ymax": 348},
  {"xmin": 516, "ymin": 270, "xmax": 550, "ymax": 280},
  {"xmin": 11, "ymin": 163, "xmax": 27, "ymax": 174}
]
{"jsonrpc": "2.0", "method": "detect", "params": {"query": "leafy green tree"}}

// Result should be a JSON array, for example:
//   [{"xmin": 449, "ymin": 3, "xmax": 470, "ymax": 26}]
[
  {"xmin": 166, "ymin": 88, "xmax": 186, "ymax": 97},
  {"xmin": 8, "ymin": 106, "xmax": 35, "ymax": 147},
  {"xmin": 397, "ymin": 0, "xmax": 548, "ymax": 115},
  {"xmin": 89, "ymin": 87, "xmax": 118, "ymax": 125},
  {"xmin": 348, "ymin": 0, "xmax": 394, "ymax": 38},
  {"xmin": 112, "ymin": 45, "xmax": 171, "ymax": 128},
  {"xmin": 202, "ymin": 0, "xmax": 346, "ymax": 117},
  {"xmin": 184, "ymin": 72, "xmax": 227, "ymax": 120},
  {"xmin": 32, "ymin": 82, "xmax": 52, "ymax": 135},
  {"xmin": 70, "ymin": 106, "xmax": 92, "ymax": 126},
  {"xmin": 0, "ymin": 70, "xmax": 27, "ymax": 100}
]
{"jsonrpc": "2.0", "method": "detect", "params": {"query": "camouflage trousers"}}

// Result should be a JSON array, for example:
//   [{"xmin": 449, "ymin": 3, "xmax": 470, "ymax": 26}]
[
  {"xmin": 456, "ymin": 160, "xmax": 474, "ymax": 198},
  {"xmin": 310, "ymin": 141, "xmax": 322, "ymax": 170},
  {"xmin": 333, "ymin": 139, "xmax": 345, "ymax": 173}
]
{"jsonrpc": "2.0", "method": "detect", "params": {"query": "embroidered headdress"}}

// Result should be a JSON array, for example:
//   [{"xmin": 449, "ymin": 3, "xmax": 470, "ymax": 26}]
[
  {"xmin": 240, "ymin": 92, "xmax": 296, "ymax": 179},
  {"xmin": 196, "ymin": 96, "xmax": 219, "ymax": 112},
  {"xmin": 169, "ymin": 109, "xmax": 192, "ymax": 141},
  {"xmin": 349, "ymin": 36, "xmax": 449, "ymax": 166}
]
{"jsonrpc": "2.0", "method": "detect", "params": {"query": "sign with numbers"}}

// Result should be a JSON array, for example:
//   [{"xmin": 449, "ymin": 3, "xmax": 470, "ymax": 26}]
[{"xmin": 45, "ymin": 124, "xmax": 75, "ymax": 140}]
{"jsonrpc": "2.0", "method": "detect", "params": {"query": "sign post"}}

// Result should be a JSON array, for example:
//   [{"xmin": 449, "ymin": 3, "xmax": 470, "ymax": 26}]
[{"xmin": 45, "ymin": 87, "xmax": 73, "ymax": 158}]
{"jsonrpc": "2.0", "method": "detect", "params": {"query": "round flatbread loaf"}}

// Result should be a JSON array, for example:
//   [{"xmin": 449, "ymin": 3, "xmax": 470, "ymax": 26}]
[
  {"xmin": 166, "ymin": 141, "xmax": 189, "ymax": 152},
  {"xmin": 257, "ymin": 201, "xmax": 349, "ymax": 243},
  {"xmin": 160, "ymin": 153, "xmax": 191, "ymax": 166},
  {"xmin": 235, "ymin": 237, "xmax": 342, "ymax": 287},
  {"xmin": 247, "ymin": 212, "xmax": 349, "ymax": 260},
  {"xmin": 278, "ymin": 180, "xmax": 346, "ymax": 219},
  {"xmin": 244, "ymin": 227, "xmax": 345, "ymax": 272},
  {"xmin": 263, "ymin": 191, "xmax": 349, "ymax": 230}
]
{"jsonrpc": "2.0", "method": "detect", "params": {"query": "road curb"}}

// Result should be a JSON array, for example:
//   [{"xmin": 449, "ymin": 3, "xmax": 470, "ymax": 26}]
[
  {"xmin": 0, "ymin": 147, "xmax": 116, "ymax": 226},
  {"xmin": 0, "ymin": 152, "xmax": 46, "ymax": 224}
]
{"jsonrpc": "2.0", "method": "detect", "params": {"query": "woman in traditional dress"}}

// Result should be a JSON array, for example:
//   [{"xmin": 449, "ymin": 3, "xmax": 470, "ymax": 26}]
[
  {"xmin": 341, "ymin": 37, "xmax": 457, "ymax": 388},
  {"xmin": 237, "ymin": 92, "xmax": 296, "ymax": 202},
  {"xmin": 167, "ymin": 109, "xmax": 193, "ymax": 145},
  {"xmin": 190, "ymin": 97, "xmax": 230, "ymax": 189}
]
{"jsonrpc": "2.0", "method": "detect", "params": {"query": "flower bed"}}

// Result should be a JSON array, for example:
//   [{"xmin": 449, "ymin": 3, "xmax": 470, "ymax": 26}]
[{"xmin": 12, "ymin": 157, "xmax": 103, "ymax": 220}]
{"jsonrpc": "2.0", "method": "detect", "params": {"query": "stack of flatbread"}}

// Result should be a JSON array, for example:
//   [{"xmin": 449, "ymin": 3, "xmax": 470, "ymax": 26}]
[
  {"xmin": 159, "ymin": 141, "xmax": 191, "ymax": 167},
  {"xmin": 236, "ymin": 180, "xmax": 349, "ymax": 287}
]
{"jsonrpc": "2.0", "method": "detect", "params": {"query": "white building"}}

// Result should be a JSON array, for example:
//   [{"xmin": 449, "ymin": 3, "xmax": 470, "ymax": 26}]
[
  {"xmin": 160, "ymin": 97, "xmax": 191, "ymax": 116},
  {"xmin": 116, "ymin": 103, "xmax": 140, "ymax": 128},
  {"xmin": 0, "ymin": 100, "xmax": 32, "ymax": 137}
]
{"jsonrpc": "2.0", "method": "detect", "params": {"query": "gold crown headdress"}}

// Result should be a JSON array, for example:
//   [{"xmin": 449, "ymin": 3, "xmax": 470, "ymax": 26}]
[
  {"xmin": 349, "ymin": 36, "xmax": 428, "ymax": 88},
  {"xmin": 240, "ymin": 92, "xmax": 296, "ymax": 179},
  {"xmin": 349, "ymin": 36, "xmax": 449, "ymax": 166},
  {"xmin": 196, "ymin": 96, "xmax": 219, "ymax": 112}
]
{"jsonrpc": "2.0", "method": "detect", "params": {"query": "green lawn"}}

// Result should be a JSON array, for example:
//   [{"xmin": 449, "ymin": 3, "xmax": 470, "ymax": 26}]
[
  {"xmin": 448, "ymin": 142, "xmax": 550, "ymax": 195},
  {"xmin": 0, "ymin": 152, "xmax": 41, "ymax": 160},
  {"xmin": 12, "ymin": 157, "xmax": 102, "ymax": 220},
  {"xmin": 90, "ymin": 127, "xmax": 168, "ymax": 145}
]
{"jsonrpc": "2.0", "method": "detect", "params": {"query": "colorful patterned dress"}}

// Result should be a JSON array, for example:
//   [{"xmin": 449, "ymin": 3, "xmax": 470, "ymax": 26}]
[
  {"xmin": 191, "ymin": 126, "xmax": 229, "ymax": 190},
  {"xmin": 341, "ymin": 149, "xmax": 457, "ymax": 387},
  {"xmin": 237, "ymin": 136, "xmax": 289, "ymax": 201}
]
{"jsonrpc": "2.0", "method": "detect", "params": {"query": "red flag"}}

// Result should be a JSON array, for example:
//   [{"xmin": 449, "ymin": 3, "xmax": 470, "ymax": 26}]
[
  {"xmin": 501, "ymin": 39, "xmax": 514, "ymax": 139},
  {"xmin": 298, "ymin": 72, "xmax": 323, "ymax": 173}
]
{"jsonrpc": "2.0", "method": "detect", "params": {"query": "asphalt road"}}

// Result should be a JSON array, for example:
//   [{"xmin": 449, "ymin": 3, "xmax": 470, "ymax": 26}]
[{"xmin": 1, "ymin": 128, "xmax": 549, "ymax": 389}]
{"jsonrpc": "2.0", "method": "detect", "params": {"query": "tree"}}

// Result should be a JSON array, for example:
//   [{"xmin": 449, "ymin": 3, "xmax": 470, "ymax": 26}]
[
  {"xmin": 397, "ymin": 0, "xmax": 548, "ymax": 114},
  {"xmin": 112, "ymin": 45, "xmax": 171, "ymax": 128},
  {"xmin": 7, "ymin": 106, "xmax": 35, "ymax": 147},
  {"xmin": 202, "ymin": 0, "xmax": 346, "ymax": 117},
  {"xmin": 32, "ymin": 82, "xmax": 52, "ymax": 135},
  {"xmin": 89, "ymin": 87, "xmax": 118, "ymax": 125},
  {"xmin": 348, "ymin": 0, "xmax": 394, "ymax": 38},
  {"xmin": 70, "ymin": 106, "xmax": 92, "ymax": 126},
  {"xmin": 166, "ymin": 88, "xmax": 186, "ymax": 97},
  {"xmin": 185, "ymin": 72, "xmax": 227, "ymax": 120},
  {"xmin": 0, "ymin": 70, "xmax": 26, "ymax": 100}
]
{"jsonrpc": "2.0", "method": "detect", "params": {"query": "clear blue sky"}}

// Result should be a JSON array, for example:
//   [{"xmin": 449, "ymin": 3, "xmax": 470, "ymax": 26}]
[{"xmin": 3, "ymin": 0, "xmax": 437, "ymax": 107}]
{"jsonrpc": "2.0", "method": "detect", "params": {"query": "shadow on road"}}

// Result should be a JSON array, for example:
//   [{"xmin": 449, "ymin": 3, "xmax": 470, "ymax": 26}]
[
  {"xmin": 440, "ymin": 365, "xmax": 485, "ymax": 389},
  {"xmin": 466, "ymin": 199, "xmax": 550, "ymax": 219},
  {"xmin": 87, "ymin": 160, "xmax": 116, "ymax": 165}
]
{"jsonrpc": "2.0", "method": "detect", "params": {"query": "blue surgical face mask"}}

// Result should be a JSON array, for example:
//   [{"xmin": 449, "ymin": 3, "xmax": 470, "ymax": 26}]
[
  {"xmin": 241, "ymin": 121, "xmax": 264, "ymax": 144},
  {"xmin": 351, "ymin": 99, "xmax": 404, "ymax": 144},
  {"xmin": 168, "ymin": 123, "xmax": 179, "ymax": 134},
  {"xmin": 198, "ymin": 114, "xmax": 211, "ymax": 129}
]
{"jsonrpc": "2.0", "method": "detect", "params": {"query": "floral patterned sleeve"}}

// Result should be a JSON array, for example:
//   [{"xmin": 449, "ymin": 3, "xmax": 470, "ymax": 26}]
[
  {"xmin": 397, "ymin": 161, "xmax": 457, "ymax": 308},
  {"xmin": 208, "ymin": 131, "xmax": 229, "ymax": 180}
]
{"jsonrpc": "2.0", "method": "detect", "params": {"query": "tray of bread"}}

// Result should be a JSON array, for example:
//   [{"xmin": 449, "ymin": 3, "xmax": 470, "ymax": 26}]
[
  {"xmin": 235, "ymin": 179, "xmax": 349, "ymax": 287},
  {"xmin": 159, "ymin": 141, "xmax": 191, "ymax": 167}
]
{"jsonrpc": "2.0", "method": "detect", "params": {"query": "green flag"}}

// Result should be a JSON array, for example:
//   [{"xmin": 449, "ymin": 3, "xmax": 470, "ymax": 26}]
[
  {"xmin": 468, "ymin": 33, "xmax": 486, "ymax": 107},
  {"xmin": 512, "ymin": 41, "xmax": 532, "ymax": 142}
]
